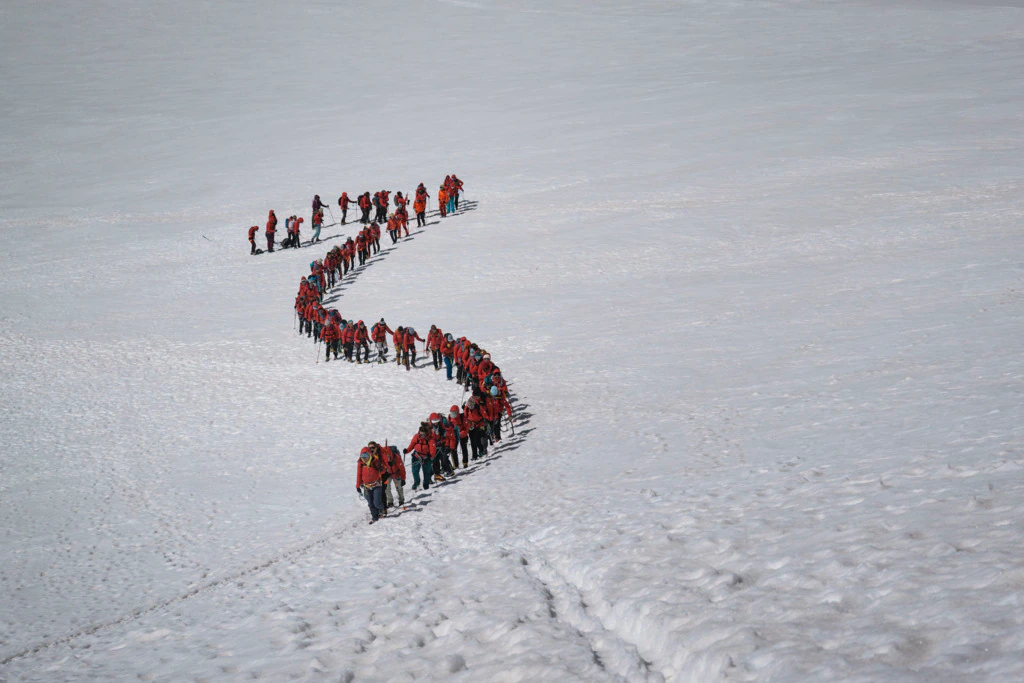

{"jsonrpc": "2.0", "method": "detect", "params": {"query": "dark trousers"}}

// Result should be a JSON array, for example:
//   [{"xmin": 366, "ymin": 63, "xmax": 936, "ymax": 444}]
[
  {"xmin": 470, "ymin": 428, "xmax": 487, "ymax": 460},
  {"xmin": 250, "ymin": 239, "xmax": 256, "ymax": 254},
  {"xmin": 357, "ymin": 340, "xmax": 370, "ymax": 362},
  {"xmin": 363, "ymin": 485, "xmax": 384, "ymax": 521},
  {"xmin": 432, "ymin": 349, "xmax": 442, "ymax": 370},
  {"xmin": 417, "ymin": 211, "xmax": 426, "ymax": 227},
  {"xmin": 341, "ymin": 207, "xmax": 348, "ymax": 224},
  {"xmin": 458, "ymin": 437, "xmax": 469, "ymax": 467},
  {"xmin": 266, "ymin": 234, "xmax": 274, "ymax": 252}
]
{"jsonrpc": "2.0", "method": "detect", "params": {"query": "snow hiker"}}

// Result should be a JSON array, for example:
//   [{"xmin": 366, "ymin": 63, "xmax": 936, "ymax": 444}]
[
  {"xmin": 427, "ymin": 325, "xmax": 444, "ymax": 371},
  {"xmin": 338, "ymin": 192, "xmax": 353, "ymax": 225},
  {"xmin": 384, "ymin": 445, "xmax": 406, "ymax": 508},
  {"xmin": 355, "ymin": 320, "xmax": 371, "ymax": 363},
  {"xmin": 404, "ymin": 424, "xmax": 436, "ymax": 490},
  {"xmin": 248, "ymin": 225, "xmax": 259, "ymax": 254},
  {"xmin": 370, "ymin": 220, "xmax": 381, "ymax": 253},
  {"xmin": 358, "ymin": 192, "xmax": 371, "ymax": 224},
  {"xmin": 449, "ymin": 404, "xmax": 470, "ymax": 467},
  {"xmin": 311, "ymin": 208, "xmax": 324, "ymax": 244},
  {"xmin": 393, "ymin": 326, "xmax": 405, "ymax": 365},
  {"xmin": 371, "ymin": 318, "xmax": 394, "ymax": 363},
  {"xmin": 414, "ymin": 183, "xmax": 429, "ymax": 227},
  {"xmin": 429, "ymin": 412, "xmax": 454, "ymax": 476},
  {"xmin": 444, "ymin": 175, "xmax": 456, "ymax": 215},
  {"xmin": 402, "ymin": 327, "xmax": 424, "ymax": 370},
  {"xmin": 357, "ymin": 445, "xmax": 386, "ymax": 523},
  {"xmin": 440, "ymin": 333, "xmax": 456, "ymax": 380},
  {"xmin": 450, "ymin": 174, "xmax": 464, "ymax": 211},
  {"xmin": 437, "ymin": 185, "xmax": 448, "ymax": 218},
  {"xmin": 265, "ymin": 210, "xmax": 277, "ymax": 252},
  {"xmin": 464, "ymin": 395, "xmax": 488, "ymax": 460}
]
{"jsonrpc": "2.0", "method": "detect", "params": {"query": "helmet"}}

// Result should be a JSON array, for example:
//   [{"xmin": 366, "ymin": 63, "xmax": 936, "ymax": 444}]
[{"xmin": 490, "ymin": 386, "xmax": 499, "ymax": 397}]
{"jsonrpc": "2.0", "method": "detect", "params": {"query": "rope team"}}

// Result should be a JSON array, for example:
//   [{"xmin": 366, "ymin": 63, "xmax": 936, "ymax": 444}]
[
  {"xmin": 247, "ymin": 174, "xmax": 464, "ymax": 255},
  {"xmin": 283, "ymin": 173, "xmax": 514, "ymax": 524}
]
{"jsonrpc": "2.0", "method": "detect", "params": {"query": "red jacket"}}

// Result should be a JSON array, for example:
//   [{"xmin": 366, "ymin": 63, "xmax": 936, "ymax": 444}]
[
  {"xmin": 406, "ymin": 433, "xmax": 436, "ymax": 460},
  {"xmin": 341, "ymin": 326, "xmax": 355, "ymax": 343},
  {"xmin": 248, "ymin": 225, "xmax": 258, "ymax": 241},
  {"xmin": 322, "ymin": 322, "xmax": 341, "ymax": 342},
  {"xmin": 339, "ymin": 193, "xmax": 352, "ymax": 209},
  {"xmin": 449, "ymin": 412, "xmax": 468, "ymax": 439},
  {"xmin": 464, "ymin": 403, "xmax": 487, "ymax": 430},
  {"xmin": 427, "ymin": 328, "xmax": 443, "ymax": 350},
  {"xmin": 356, "ymin": 326, "xmax": 368, "ymax": 343},
  {"xmin": 371, "ymin": 322, "xmax": 393, "ymax": 342},
  {"xmin": 356, "ymin": 456, "xmax": 383, "ymax": 490},
  {"xmin": 385, "ymin": 447, "xmax": 406, "ymax": 480},
  {"xmin": 404, "ymin": 329, "xmax": 424, "ymax": 346}
]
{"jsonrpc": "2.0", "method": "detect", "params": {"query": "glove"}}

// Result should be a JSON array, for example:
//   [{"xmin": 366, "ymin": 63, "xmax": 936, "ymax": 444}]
[
  {"xmin": 403, "ymin": 448, "xmax": 408, "ymax": 454},
  {"xmin": 400, "ymin": 480, "xmax": 405, "ymax": 486}
]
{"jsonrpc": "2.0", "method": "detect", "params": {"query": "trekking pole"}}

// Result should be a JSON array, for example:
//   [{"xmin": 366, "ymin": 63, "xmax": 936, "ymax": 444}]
[
  {"xmin": 316, "ymin": 340, "xmax": 322, "ymax": 364},
  {"xmin": 506, "ymin": 413, "xmax": 516, "ymax": 436},
  {"xmin": 327, "ymin": 205, "xmax": 337, "ymax": 225}
]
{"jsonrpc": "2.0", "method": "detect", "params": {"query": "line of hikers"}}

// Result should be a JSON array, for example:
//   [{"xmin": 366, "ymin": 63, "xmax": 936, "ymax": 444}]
[
  {"xmin": 281, "ymin": 172, "xmax": 510, "ymax": 523},
  {"xmin": 357, "ymin": 379, "xmax": 514, "ymax": 523},
  {"xmin": 248, "ymin": 175, "xmax": 464, "ymax": 255}
]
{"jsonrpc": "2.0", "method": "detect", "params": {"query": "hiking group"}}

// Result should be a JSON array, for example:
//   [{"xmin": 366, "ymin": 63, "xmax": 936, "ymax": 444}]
[
  {"xmin": 355, "ymin": 348, "xmax": 513, "ymax": 524},
  {"xmin": 247, "ymin": 174, "xmax": 464, "ymax": 255},
  {"xmin": 270, "ymin": 173, "xmax": 512, "ymax": 524}
]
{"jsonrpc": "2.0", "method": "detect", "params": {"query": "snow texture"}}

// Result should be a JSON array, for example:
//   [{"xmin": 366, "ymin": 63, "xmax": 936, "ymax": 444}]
[{"xmin": 2, "ymin": 0, "xmax": 1024, "ymax": 680}]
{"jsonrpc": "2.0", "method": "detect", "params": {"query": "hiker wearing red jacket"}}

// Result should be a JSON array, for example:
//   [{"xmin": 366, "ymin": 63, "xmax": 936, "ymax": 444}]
[
  {"xmin": 370, "ymin": 221, "xmax": 381, "ymax": 254},
  {"xmin": 265, "ymin": 210, "xmax": 277, "ymax": 252},
  {"xmin": 322, "ymin": 318, "xmax": 342, "ymax": 362},
  {"xmin": 426, "ymin": 325, "xmax": 444, "ymax": 371},
  {"xmin": 392, "ymin": 326, "xmax": 405, "ymax": 365},
  {"xmin": 338, "ymin": 192, "xmax": 353, "ymax": 225},
  {"xmin": 356, "ymin": 445, "xmax": 386, "ymax": 523},
  {"xmin": 402, "ymin": 327, "xmax": 424, "ymax": 370},
  {"xmin": 437, "ymin": 185, "xmax": 448, "ymax": 218},
  {"xmin": 450, "ymin": 174, "xmax": 464, "ymax": 211},
  {"xmin": 404, "ymin": 424, "xmax": 436, "ymax": 490},
  {"xmin": 485, "ymin": 385, "xmax": 513, "ymax": 443},
  {"xmin": 464, "ymin": 395, "xmax": 489, "ymax": 460},
  {"xmin": 355, "ymin": 321, "xmax": 370, "ymax": 363},
  {"xmin": 371, "ymin": 318, "xmax": 394, "ymax": 363},
  {"xmin": 440, "ymin": 333, "xmax": 457, "ymax": 380},
  {"xmin": 389, "ymin": 213, "xmax": 400, "ymax": 244},
  {"xmin": 355, "ymin": 232, "xmax": 367, "ymax": 266},
  {"xmin": 358, "ymin": 192, "xmax": 371, "ymax": 224},
  {"xmin": 341, "ymin": 322, "xmax": 356, "ymax": 362},
  {"xmin": 448, "ymin": 405, "xmax": 471, "ymax": 467},
  {"xmin": 383, "ymin": 445, "xmax": 406, "ymax": 508},
  {"xmin": 247, "ymin": 225, "xmax": 259, "ymax": 254}
]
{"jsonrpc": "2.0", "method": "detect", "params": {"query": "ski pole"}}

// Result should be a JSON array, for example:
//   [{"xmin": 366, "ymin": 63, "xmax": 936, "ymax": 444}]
[
  {"xmin": 327, "ymin": 205, "xmax": 337, "ymax": 224},
  {"xmin": 316, "ymin": 340, "xmax": 322, "ymax": 364}
]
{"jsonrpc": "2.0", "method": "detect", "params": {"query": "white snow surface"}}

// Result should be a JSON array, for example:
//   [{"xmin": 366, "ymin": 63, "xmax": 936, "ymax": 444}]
[{"xmin": 2, "ymin": 0, "xmax": 1024, "ymax": 680}]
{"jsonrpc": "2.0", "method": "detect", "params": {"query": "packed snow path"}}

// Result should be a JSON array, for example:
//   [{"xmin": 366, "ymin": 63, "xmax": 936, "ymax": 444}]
[{"xmin": 3, "ymin": 0, "xmax": 1024, "ymax": 680}]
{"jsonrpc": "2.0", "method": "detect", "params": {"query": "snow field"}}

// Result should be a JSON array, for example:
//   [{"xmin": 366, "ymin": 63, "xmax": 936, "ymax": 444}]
[{"xmin": 3, "ymin": 0, "xmax": 1024, "ymax": 680}]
